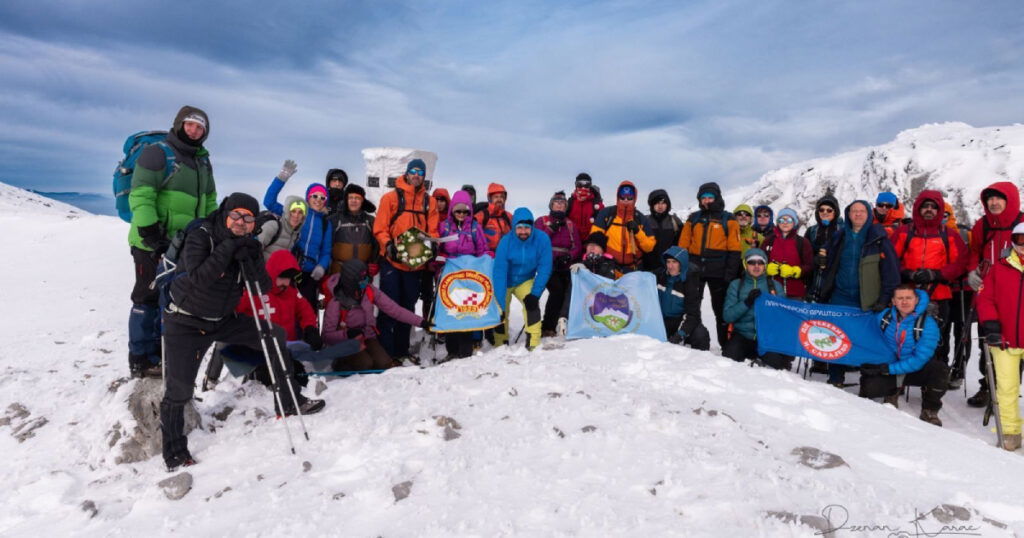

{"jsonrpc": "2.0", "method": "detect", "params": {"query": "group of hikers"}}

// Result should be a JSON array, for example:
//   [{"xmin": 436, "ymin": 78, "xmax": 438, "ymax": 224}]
[{"xmin": 124, "ymin": 106, "xmax": 1024, "ymax": 471}]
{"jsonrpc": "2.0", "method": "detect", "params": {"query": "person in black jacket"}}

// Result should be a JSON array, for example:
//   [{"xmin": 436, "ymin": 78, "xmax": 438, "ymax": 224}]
[
  {"xmin": 161, "ymin": 193, "xmax": 324, "ymax": 471},
  {"xmin": 642, "ymin": 189, "xmax": 684, "ymax": 271}
]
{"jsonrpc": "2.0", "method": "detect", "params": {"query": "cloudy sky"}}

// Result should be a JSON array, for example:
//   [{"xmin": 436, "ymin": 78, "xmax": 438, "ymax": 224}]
[{"xmin": 1, "ymin": 0, "xmax": 1021, "ymax": 208}]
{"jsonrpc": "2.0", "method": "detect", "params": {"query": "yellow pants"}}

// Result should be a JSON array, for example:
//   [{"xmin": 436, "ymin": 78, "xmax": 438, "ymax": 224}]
[
  {"xmin": 493, "ymin": 279, "xmax": 542, "ymax": 349},
  {"xmin": 993, "ymin": 346, "xmax": 1024, "ymax": 435}
]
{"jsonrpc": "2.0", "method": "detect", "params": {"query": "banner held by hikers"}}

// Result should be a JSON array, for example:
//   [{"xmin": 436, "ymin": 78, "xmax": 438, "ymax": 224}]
[
  {"xmin": 567, "ymin": 269, "xmax": 666, "ymax": 341},
  {"xmin": 755, "ymin": 295, "xmax": 892, "ymax": 366},
  {"xmin": 433, "ymin": 255, "xmax": 503, "ymax": 333}
]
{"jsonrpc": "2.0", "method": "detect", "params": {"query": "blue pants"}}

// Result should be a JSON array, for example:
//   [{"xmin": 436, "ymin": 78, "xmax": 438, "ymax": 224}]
[
  {"xmin": 378, "ymin": 260, "xmax": 422, "ymax": 357},
  {"xmin": 129, "ymin": 247, "xmax": 161, "ymax": 362}
]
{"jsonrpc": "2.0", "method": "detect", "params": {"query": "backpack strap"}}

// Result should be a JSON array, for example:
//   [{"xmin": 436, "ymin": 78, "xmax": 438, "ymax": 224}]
[
  {"xmin": 155, "ymin": 141, "xmax": 179, "ymax": 189},
  {"xmin": 913, "ymin": 314, "xmax": 926, "ymax": 342},
  {"xmin": 879, "ymin": 310, "xmax": 894, "ymax": 332}
]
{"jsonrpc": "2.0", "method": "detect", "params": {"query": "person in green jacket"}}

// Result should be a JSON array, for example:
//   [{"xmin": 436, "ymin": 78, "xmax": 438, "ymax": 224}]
[
  {"xmin": 734, "ymin": 204, "xmax": 763, "ymax": 265},
  {"xmin": 722, "ymin": 248, "xmax": 790, "ymax": 369},
  {"xmin": 127, "ymin": 105, "xmax": 218, "ymax": 378}
]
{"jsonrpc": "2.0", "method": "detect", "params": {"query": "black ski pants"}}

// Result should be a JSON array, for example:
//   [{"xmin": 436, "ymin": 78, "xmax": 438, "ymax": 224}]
[
  {"xmin": 859, "ymin": 358, "xmax": 949, "ymax": 411},
  {"xmin": 722, "ymin": 333, "xmax": 793, "ymax": 370},
  {"xmin": 542, "ymin": 270, "xmax": 571, "ymax": 332},
  {"xmin": 687, "ymin": 276, "xmax": 730, "ymax": 348}
]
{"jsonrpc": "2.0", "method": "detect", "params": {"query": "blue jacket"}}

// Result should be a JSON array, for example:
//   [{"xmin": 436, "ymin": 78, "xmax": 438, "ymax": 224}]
[
  {"xmin": 493, "ymin": 207, "xmax": 553, "ymax": 301},
  {"xmin": 723, "ymin": 272, "xmax": 783, "ymax": 340},
  {"xmin": 656, "ymin": 246, "xmax": 689, "ymax": 319},
  {"xmin": 877, "ymin": 289, "xmax": 940, "ymax": 375},
  {"xmin": 816, "ymin": 201, "xmax": 900, "ymax": 310},
  {"xmin": 264, "ymin": 179, "xmax": 333, "ymax": 272}
]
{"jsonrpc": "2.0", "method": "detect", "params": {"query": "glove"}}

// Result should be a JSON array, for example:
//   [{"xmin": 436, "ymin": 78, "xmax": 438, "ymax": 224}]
[
  {"xmin": 310, "ymin": 265, "xmax": 326, "ymax": 281},
  {"xmin": 386, "ymin": 242, "xmax": 399, "ymax": 261},
  {"xmin": 779, "ymin": 264, "xmax": 796, "ymax": 279},
  {"xmin": 668, "ymin": 332, "xmax": 684, "ymax": 345},
  {"xmin": 870, "ymin": 300, "xmax": 888, "ymax": 313},
  {"xmin": 346, "ymin": 327, "xmax": 363, "ymax": 340},
  {"xmin": 368, "ymin": 263, "xmax": 380, "ymax": 277},
  {"xmin": 766, "ymin": 262, "xmax": 780, "ymax": 276},
  {"xmin": 911, "ymin": 269, "xmax": 941, "ymax": 284},
  {"xmin": 556, "ymin": 254, "xmax": 571, "ymax": 269},
  {"xmin": 967, "ymin": 269, "xmax": 982, "ymax": 290},
  {"xmin": 277, "ymin": 159, "xmax": 297, "ymax": 182},
  {"xmin": 556, "ymin": 317, "xmax": 567, "ymax": 336},
  {"xmin": 523, "ymin": 294, "xmax": 540, "ymax": 312},
  {"xmin": 859, "ymin": 363, "xmax": 889, "ymax": 377},
  {"xmin": 814, "ymin": 254, "xmax": 828, "ymax": 268},
  {"xmin": 570, "ymin": 263, "xmax": 585, "ymax": 273},
  {"xmin": 744, "ymin": 288, "xmax": 762, "ymax": 307},
  {"xmin": 420, "ymin": 318, "xmax": 432, "ymax": 331},
  {"xmin": 984, "ymin": 321, "xmax": 1005, "ymax": 350},
  {"xmin": 139, "ymin": 224, "xmax": 170, "ymax": 256},
  {"xmin": 625, "ymin": 220, "xmax": 640, "ymax": 234},
  {"xmin": 303, "ymin": 326, "xmax": 323, "ymax": 351},
  {"xmin": 790, "ymin": 266, "xmax": 802, "ymax": 279},
  {"xmin": 233, "ymin": 237, "xmax": 262, "ymax": 261}
]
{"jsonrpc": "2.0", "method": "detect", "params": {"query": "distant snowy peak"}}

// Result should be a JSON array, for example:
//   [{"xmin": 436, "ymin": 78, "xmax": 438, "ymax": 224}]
[
  {"xmin": 0, "ymin": 181, "xmax": 88, "ymax": 218},
  {"xmin": 732, "ymin": 122, "xmax": 1024, "ymax": 225}
]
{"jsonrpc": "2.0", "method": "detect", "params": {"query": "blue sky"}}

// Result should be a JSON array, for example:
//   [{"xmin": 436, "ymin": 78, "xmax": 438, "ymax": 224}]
[{"xmin": 1, "ymin": 0, "xmax": 1021, "ymax": 208}]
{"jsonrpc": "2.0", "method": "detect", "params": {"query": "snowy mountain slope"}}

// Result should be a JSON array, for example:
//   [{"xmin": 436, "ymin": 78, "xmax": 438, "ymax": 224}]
[
  {"xmin": 2, "ymin": 185, "xmax": 1024, "ymax": 536},
  {"xmin": 0, "ymin": 181, "xmax": 90, "ymax": 217},
  {"xmin": 692, "ymin": 122, "xmax": 1024, "ymax": 226}
]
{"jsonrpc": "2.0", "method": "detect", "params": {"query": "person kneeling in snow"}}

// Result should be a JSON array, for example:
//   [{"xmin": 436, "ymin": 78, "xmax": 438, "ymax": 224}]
[
  {"xmin": 722, "ymin": 248, "xmax": 791, "ymax": 369},
  {"xmin": 655, "ymin": 246, "xmax": 711, "ymax": 350},
  {"xmin": 161, "ymin": 193, "xmax": 324, "ymax": 471},
  {"xmin": 323, "ymin": 259, "xmax": 430, "ymax": 369},
  {"xmin": 557, "ymin": 232, "xmax": 617, "ymax": 335},
  {"xmin": 858, "ymin": 284, "xmax": 947, "ymax": 427}
]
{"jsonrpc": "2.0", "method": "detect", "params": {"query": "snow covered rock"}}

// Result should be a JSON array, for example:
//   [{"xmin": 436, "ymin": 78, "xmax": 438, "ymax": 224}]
[
  {"xmin": 111, "ymin": 378, "xmax": 202, "ymax": 464},
  {"xmin": 157, "ymin": 472, "xmax": 193, "ymax": 501}
]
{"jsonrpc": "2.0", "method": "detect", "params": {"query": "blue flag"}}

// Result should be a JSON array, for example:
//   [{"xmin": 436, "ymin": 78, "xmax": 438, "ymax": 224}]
[
  {"xmin": 755, "ymin": 295, "xmax": 893, "ymax": 366},
  {"xmin": 433, "ymin": 255, "xmax": 503, "ymax": 333},
  {"xmin": 567, "ymin": 269, "xmax": 666, "ymax": 341}
]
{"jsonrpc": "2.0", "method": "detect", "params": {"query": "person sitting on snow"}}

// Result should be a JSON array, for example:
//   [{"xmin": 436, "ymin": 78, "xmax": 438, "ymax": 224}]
[
  {"xmin": 722, "ymin": 248, "xmax": 791, "ymax": 369},
  {"xmin": 655, "ymin": 246, "xmax": 711, "ymax": 350},
  {"xmin": 557, "ymin": 232, "xmax": 618, "ymax": 336},
  {"xmin": 858, "ymin": 284, "xmax": 946, "ymax": 427},
  {"xmin": 323, "ymin": 258, "xmax": 430, "ymax": 370}
]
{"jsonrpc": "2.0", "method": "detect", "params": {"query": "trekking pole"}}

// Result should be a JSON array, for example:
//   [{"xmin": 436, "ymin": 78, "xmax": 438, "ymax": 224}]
[
  {"xmin": 949, "ymin": 299, "xmax": 977, "ymax": 395},
  {"xmin": 513, "ymin": 325, "xmax": 526, "ymax": 345},
  {"xmin": 243, "ymin": 260, "xmax": 311, "ymax": 442},
  {"xmin": 981, "ymin": 341, "xmax": 1004, "ymax": 448}
]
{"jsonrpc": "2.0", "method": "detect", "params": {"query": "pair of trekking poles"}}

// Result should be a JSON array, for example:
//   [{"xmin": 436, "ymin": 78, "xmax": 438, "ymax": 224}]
[{"xmin": 947, "ymin": 291, "xmax": 1005, "ymax": 448}]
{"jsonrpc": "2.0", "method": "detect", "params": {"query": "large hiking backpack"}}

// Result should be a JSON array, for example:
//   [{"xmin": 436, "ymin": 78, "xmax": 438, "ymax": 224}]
[
  {"xmin": 896, "ymin": 223, "xmax": 951, "ymax": 265},
  {"xmin": 151, "ymin": 217, "xmax": 211, "ymax": 311},
  {"xmin": 112, "ymin": 131, "xmax": 177, "ymax": 223},
  {"xmin": 879, "ymin": 308, "xmax": 929, "ymax": 343},
  {"xmin": 981, "ymin": 211, "xmax": 1024, "ymax": 257},
  {"xmin": 389, "ymin": 187, "xmax": 431, "ymax": 228}
]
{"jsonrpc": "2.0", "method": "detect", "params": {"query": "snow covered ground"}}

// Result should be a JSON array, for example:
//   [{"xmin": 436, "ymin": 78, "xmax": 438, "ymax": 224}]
[{"xmin": 2, "ymin": 184, "xmax": 1024, "ymax": 537}]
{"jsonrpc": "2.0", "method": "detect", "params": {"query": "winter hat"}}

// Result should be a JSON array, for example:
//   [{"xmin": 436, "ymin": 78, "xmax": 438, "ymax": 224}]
[
  {"xmin": 307, "ymin": 184, "xmax": 328, "ymax": 201},
  {"xmin": 584, "ymin": 231, "xmax": 608, "ymax": 250},
  {"xmin": 325, "ymin": 168, "xmax": 349, "ymax": 186},
  {"xmin": 983, "ymin": 187, "xmax": 1008, "ymax": 202},
  {"xmin": 744, "ymin": 248, "xmax": 767, "ymax": 265},
  {"xmin": 617, "ymin": 183, "xmax": 637, "ymax": 199},
  {"xmin": 549, "ymin": 190, "xmax": 568, "ymax": 210},
  {"xmin": 220, "ymin": 192, "xmax": 260, "ymax": 216},
  {"xmin": 336, "ymin": 258, "xmax": 370, "ymax": 308},
  {"xmin": 406, "ymin": 159, "xmax": 427, "ymax": 175},
  {"xmin": 288, "ymin": 200, "xmax": 307, "ymax": 215},
  {"xmin": 487, "ymin": 182, "xmax": 507, "ymax": 197},
  {"xmin": 1013, "ymin": 222, "xmax": 1024, "ymax": 236},
  {"xmin": 876, "ymin": 192, "xmax": 898, "ymax": 206},
  {"xmin": 172, "ymin": 105, "xmax": 210, "ymax": 146},
  {"xmin": 575, "ymin": 173, "xmax": 592, "ymax": 186},
  {"xmin": 776, "ymin": 208, "xmax": 799, "ymax": 227},
  {"xmin": 450, "ymin": 190, "xmax": 473, "ymax": 212},
  {"xmin": 181, "ymin": 112, "xmax": 206, "ymax": 129},
  {"xmin": 344, "ymin": 183, "xmax": 366, "ymax": 200}
]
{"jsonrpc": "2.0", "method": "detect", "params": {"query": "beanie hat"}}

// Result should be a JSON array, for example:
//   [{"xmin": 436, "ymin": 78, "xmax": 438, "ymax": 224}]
[
  {"xmin": 181, "ymin": 113, "xmax": 206, "ymax": 129},
  {"xmin": 326, "ymin": 168, "xmax": 348, "ymax": 185},
  {"xmin": 982, "ymin": 187, "xmax": 1008, "ymax": 202},
  {"xmin": 776, "ymin": 208, "xmax": 799, "ymax": 227},
  {"xmin": 288, "ymin": 200, "xmax": 307, "ymax": 215},
  {"xmin": 575, "ymin": 172, "xmax": 592, "ymax": 184},
  {"xmin": 549, "ymin": 190, "xmax": 568, "ymax": 210},
  {"xmin": 583, "ymin": 231, "xmax": 608, "ymax": 250},
  {"xmin": 406, "ymin": 159, "xmax": 427, "ymax": 174},
  {"xmin": 876, "ymin": 192, "xmax": 898, "ymax": 206},
  {"xmin": 220, "ymin": 192, "xmax": 260, "ymax": 216},
  {"xmin": 307, "ymin": 184, "xmax": 328, "ymax": 200},
  {"xmin": 744, "ymin": 247, "xmax": 767, "ymax": 264}
]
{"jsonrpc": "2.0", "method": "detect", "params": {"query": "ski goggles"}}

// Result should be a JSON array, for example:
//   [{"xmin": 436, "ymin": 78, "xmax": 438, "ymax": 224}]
[
  {"xmin": 699, "ymin": 192, "xmax": 716, "ymax": 200},
  {"xmin": 228, "ymin": 209, "xmax": 256, "ymax": 223},
  {"xmin": 746, "ymin": 258, "xmax": 766, "ymax": 266},
  {"xmin": 617, "ymin": 186, "xmax": 636, "ymax": 199},
  {"xmin": 407, "ymin": 168, "xmax": 425, "ymax": 176},
  {"xmin": 777, "ymin": 216, "xmax": 795, "ymax": 225}
]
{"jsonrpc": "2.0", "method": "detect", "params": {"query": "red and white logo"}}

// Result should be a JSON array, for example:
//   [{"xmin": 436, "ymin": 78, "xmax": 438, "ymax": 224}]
[{"xmin": 798, "ymin": 320, "xmax": 852, "ymax": 360}]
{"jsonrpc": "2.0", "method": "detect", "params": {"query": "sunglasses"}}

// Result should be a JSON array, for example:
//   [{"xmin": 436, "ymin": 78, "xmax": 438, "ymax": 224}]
[
  {"xmin": 618, "ymin": 195, "xmax": 636, "ymax": 201},
  {"xmin": 818, "ymin": 207, "xmax": 835, "ymax": 214},
  {"xmin": 747, "ymin": 260, "xmax": 766, "ymax": 266},
  {"xmin": 228, "ymin": 210, "xmax": 256, "ymax": 223},
  {"xmin": 735, "ymin": 211, "xmax": 752, "ymax": 218},
  {"xmin": 575, "ymin": 181, "xmax": 591, "ymax": 188},
  {"xmin": 876, "ymin": 203, "xmax": 894, "ymax": 209},
  {"xmin": 407, "ymin": 168, "xmax": 425, "ymax": 176},
  {"xmin": 453, "ymin": 209, "xmax": 470, "ymax": 215},
  {"xmin": 756, "ymin": 213, "xmax": 771, "ymax": 218},
  {"xmin": 309, "ymin": 194, "xmax": 327, "ymax": 201}
]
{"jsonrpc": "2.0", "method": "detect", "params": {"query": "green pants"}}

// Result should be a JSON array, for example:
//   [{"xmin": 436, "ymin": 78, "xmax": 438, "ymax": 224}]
[
  {"xmin": 993, "ymin": 346, "xmax": 1024, "ymax": 435},
  {"xmin": 494, "ymin": 279, "xmax": 542, "ymax": 349}
]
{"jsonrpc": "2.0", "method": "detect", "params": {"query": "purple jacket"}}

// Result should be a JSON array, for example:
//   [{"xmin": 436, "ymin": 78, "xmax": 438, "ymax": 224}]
[
  {"xmin": 322, "ymin": 275, "xmax": 423, "ymax": 344},
  {"xmin": 439, "ymin": 217, "xmax": 490, "ymax": 258},
  {"xmin": 535, "ymin": 214, "xmax": 581, "ymax": 263}
]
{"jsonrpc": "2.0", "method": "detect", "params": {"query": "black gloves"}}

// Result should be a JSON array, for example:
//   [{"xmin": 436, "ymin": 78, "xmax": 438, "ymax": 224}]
[
  {"xmin": 813, "ymin": 252, "xmax": 828, "ymax": 268},
  {"xmin": 984, "ymin": 321, "xmax": 1005, "ymax": 350},
  {"xmin": 911, "ymin": 269, "xmax": 942, "ymax": 284},
  {"xmin": 523, "ymin": 294, "xmax": 540, "ymax": 312},
  {"xmin": 744, "ymin": 289, "xmax": 761, "ymax": 307},
  {"xmin": 870, "ymin": 301, "xmax": 889, "ymax": 313},
  {"xmin": 233, "ymin": 237, "xmax": 263, "ymax": 261},
  {"xmin": 139, "ymin": 224, "xmax": 170, "ymax": 256},
  {"xmin": 386, "ymin": 242, "xmax": 399, "ymax": 261},
  {"xmin": 668, "ymin": 333, "xmax": 684, "ymax": 345},
  {"xmin": 625, "ymin": 220, "xmax": 640, "ymax": 234},
  {"xmin": 346, "ymin": 327, "xmax": 363, "ymax": 340},
  {"xmin": 420, "ymin": 318, "xmax": 432, "ymax": 331},
  {"xmin": 556, "ymin": 254, "xmax": 572, "ymax": 269},
  {"xmin": 859, "ymin": 363, "xmax": 890, "ymax": 377},
  {"xmin": 303, "ymin": 326, "xmax": 323, "ymax": 351}
]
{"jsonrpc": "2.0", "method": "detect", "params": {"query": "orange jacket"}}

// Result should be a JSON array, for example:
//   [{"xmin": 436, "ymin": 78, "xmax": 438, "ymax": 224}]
[
  {"xmin": 877, "ymin": 202, "xmax": 906, "ymax": 239},
  {"xmin": 892, "ymin": 191, "xmax": 968, "ymax": 300},
  {"xmin": 372, "ymin": 176, "xmax": 439, "ymax": 271},
  {"xmin": 677, "ymin": 182, "xmax": 742, "ymax": 279},
  {"xmin": 589, "ymin": 181, "xmax": 655, "ymax": 268},
  {"xmin": 476, "ymin": 182, "xmax": 512, "ymax": 251}
]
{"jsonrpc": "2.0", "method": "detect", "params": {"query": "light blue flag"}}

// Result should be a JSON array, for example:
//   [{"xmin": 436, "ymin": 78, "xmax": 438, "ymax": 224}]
[
  {"xmin": 433, "ymin": 255, "xmax": 503, "ymax": 333},
  {"xmin": 567, "ymin": 269, "xmax": 666, "ymax": 341}
]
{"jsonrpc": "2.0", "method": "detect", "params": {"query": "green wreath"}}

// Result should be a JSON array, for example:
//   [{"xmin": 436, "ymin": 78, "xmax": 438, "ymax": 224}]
[{"xmin": 395, "ymin": 227, "xmax": 434, "ymax": 269}]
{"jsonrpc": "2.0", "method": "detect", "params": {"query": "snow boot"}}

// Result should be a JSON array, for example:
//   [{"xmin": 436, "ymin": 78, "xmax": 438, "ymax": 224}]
[
  {"xmin": 129, "ymin": 354, "xmax": 162, "ymax": 379},
  {"xmin": 919, "ymin": 409, "xmax": 942, "ymax": 427},
  {"xmin": 967, "ymin": 386, "xmax": 990, "ymax": 408},
  {"xmin": 542, "ymin": 329, "xmax": 556, "ymax": 338},
  {"xmin": 1003, "ymin": 433, "xmax": 1022, "ymax": 452},
  {"xmin": 165, "ymin": 452, "xmax": 197, "ymax": 472},
  {"xmin": 280, "ymin": 398, "xmax": 325, "ymax": 417},
  {"xmin": 883, "ymin": 394, "xmax": 900, "ymax": 408}
]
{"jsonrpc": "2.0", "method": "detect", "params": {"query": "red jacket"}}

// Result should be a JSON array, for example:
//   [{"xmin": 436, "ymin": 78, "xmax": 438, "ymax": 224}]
[
  {"xmin": 237, "ymin": 250, "xmax": 317, "ymax": 341},
  {"xmin": 567, "ymin": 185, "xmax": 604, "ymax": 246},
  {"xmin": 761, "ymin": 230, "xmax": 813, "ymax": 298},
  {"xmin": 475, "ymin": 183, "xmax": 512, "ymax": 252},
  {"xmin": 970, "ymin": 182, "xmax": 1023, "ymax": 279},
  {"xmin": 977, "ymin": 251, "xmax": 1024, "ymax": 348},
  {"xmin": 891, "ymin": 190, "xmax": 968, "ymax": 301}
]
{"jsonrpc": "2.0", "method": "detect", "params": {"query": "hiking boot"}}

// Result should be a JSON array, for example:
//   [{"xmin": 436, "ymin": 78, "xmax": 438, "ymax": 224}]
[
  {"xmin": 810, "ymin": 361, "xmax": 828, "ymax": 374},
  {"xmin": 165, "ymin": 452, "xmax": 197, "ymax": 472},
  {"xmin": 883, "ymin": 394, "xmax": 900, "ymax": 408},
  {"xmin": 542, "ymin": 329, "xmax": 556, "ymax": 338},
  {"xmin": 280, "ymin": 398, "xmax": 326, "ymax": 418},
  {"xmin": 967, "ymin": 387, "xmax": 990, "ymax": 408},
  {"xmin": 919, "ymin": 409, "xmax": 942, "ymax": 427},
  {"xmin": 1003, "ymin": 433, "xmax": 1022, "ymax": 452}
]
